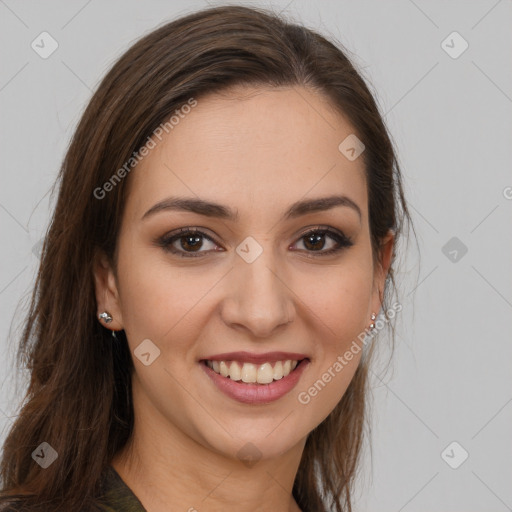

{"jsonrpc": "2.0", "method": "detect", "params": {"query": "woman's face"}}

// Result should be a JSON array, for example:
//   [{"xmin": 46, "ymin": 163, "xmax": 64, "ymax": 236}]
[{"xmin": 95, "ymin": 85, "xmax": 393, "ymax": 463}]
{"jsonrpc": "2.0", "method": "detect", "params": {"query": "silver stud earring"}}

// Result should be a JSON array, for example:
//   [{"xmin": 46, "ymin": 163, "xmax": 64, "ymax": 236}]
[
  {"xmin": 369, "ymin": 312, "xmax": 376, "ymax": 330},
  {"xmin": 98, "ymin": 311, "xmax": 113, "ymax": 324}
]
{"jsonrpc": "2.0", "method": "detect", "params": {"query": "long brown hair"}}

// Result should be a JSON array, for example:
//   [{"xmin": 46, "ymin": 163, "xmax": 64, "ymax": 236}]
[{"xmin": 0, "ymin": 5, "xmax": 413, "ymax": 511}]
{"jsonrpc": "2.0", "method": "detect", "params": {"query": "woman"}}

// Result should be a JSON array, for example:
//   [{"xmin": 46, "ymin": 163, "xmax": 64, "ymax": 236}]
[{"xmin": 0, "ymin": 4, "xmax": 412, "ymax": 511}]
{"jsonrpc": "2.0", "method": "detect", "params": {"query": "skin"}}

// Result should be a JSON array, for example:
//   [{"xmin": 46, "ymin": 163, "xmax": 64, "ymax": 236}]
[{"xmin": 94, "ymin": 85, "xmax": 393, "ymax": 512}]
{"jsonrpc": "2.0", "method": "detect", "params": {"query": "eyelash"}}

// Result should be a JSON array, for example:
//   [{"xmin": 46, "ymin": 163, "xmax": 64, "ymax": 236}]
[{"xmin": 156, "ymin": 225, "xmax": 353, "ymax": 259}]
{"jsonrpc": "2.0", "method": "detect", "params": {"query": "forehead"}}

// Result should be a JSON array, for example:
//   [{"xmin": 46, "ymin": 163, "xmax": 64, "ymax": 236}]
[{"xmin": 124, "ymin": 86, "xmax": 368, "ymax": 223}]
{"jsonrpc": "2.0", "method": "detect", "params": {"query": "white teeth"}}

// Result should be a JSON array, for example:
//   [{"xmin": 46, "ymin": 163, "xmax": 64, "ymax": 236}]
[
  {"xmin": 273, "ymin": 361, "xmax": 283, "ymax": 380},
  {"xmin": 241, "ymin": 363, "xmax": 257, "ymax": 383},
  {"xmin": 206, "ymin": 359, "xmax": 302, "ymax": 383},
  {"xmin": 257, "ymin": 363, "xmax": 274, "ymax": 384},
  {"xmin": 219, "ymin": 361, "xmax": 229, "ymax": 377},
  {"xmin": 229, "ymin": 361, "xmax": 241, "ymax": 381}
]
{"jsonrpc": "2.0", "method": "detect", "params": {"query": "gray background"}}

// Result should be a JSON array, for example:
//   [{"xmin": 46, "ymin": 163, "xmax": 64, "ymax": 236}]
[{"xmin": 1, "ymin": 1, "xmax": 511, "ymax": 510}]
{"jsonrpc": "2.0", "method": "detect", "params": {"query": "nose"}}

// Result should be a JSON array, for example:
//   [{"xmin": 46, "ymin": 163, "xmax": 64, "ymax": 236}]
[{"xmin": 219, "ymin": 247, "xmax": 295, "ymax": 338}]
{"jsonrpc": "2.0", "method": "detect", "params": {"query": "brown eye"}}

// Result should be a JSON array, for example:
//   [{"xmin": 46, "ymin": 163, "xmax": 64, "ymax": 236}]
[
  {"xmin": 292, "ymin": 227, "xmax": 353, "ymax": 256},
  {"xmin": 303, "ymin": 231, "xmax": 330, "ymax": 251},
  {"xmin": 178, "ymin": 233, "xmax": 204, "ymax": 252},
  {"xmin": 157, "ymin": 225, "xmax": 353, "ymax": 259},
  {"xmin": 158, "ymin": 228, "xmax": 221, "ymax": 258}
]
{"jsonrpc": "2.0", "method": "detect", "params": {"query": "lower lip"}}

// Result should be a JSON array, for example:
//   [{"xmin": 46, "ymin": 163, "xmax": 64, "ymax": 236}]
[{"xmin": 200, "ymin": 359, "xmax": 310, "ymax": 404}]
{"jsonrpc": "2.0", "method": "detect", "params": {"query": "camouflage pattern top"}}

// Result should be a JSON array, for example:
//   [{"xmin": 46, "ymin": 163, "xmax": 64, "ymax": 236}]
[
  {"xmin": 95, "ymin": 465, "xmax": 147, "ymax": 512},
  {"xmin": 0, "ymin": 466, "xmax": 147, "ymax": 511}
]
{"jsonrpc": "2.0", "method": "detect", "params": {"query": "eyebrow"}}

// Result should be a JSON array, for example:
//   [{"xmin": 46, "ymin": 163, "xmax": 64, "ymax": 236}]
[{"xmin": 141, "ymin": 194, "xmax": 362, "ymax": 222}]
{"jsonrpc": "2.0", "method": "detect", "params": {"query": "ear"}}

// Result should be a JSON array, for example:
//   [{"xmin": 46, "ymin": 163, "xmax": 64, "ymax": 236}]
[
  {"xmin": 371, "ymin": 230, "xmax": 395, "ymax": 316},
  {"xmin": 93, "ymin": 249, "xmax": 124, "ymax": 331}
]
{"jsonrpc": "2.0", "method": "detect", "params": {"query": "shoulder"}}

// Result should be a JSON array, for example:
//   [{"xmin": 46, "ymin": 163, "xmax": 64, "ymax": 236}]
[
  {"xmin": 95, "ymin": 465, "xmax": 147, "ymax": 511},
  {"xmin": 0, "ymin": 466, "xmax": 144, "ymax": 512}
]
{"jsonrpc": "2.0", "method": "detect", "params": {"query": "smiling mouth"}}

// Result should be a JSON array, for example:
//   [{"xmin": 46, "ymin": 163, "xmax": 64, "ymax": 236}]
[{"xmin": 201, "ymin": 359, "xmax": 308, "ymax": 384}]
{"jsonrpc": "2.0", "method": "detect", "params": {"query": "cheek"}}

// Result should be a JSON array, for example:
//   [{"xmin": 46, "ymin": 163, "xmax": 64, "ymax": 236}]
[
  {"xmin": 294, "ymin": 266, "xmax": 369, "ymax": 424},
  {"xmin": 117, "ymin": 238, "xmax": 374, "ymax": 352},
  {"xmin": 116, "ymin": 244, "xmax": 222, "ymax": 354},
  {"xmin": 293, "ymin": 258, "xmax": 373, "ymax": 343}
]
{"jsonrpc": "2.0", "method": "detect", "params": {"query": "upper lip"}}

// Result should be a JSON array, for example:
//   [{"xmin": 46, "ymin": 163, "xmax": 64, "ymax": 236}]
[{"xmin": 200, "ymin": 351, "xmax": 309, "ymax": 365}]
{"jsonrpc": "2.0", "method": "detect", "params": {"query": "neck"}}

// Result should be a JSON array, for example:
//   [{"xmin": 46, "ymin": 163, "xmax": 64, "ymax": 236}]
[{"xmin": 111, "ymin": 380, "xmax": 305, "ymax": 512}]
